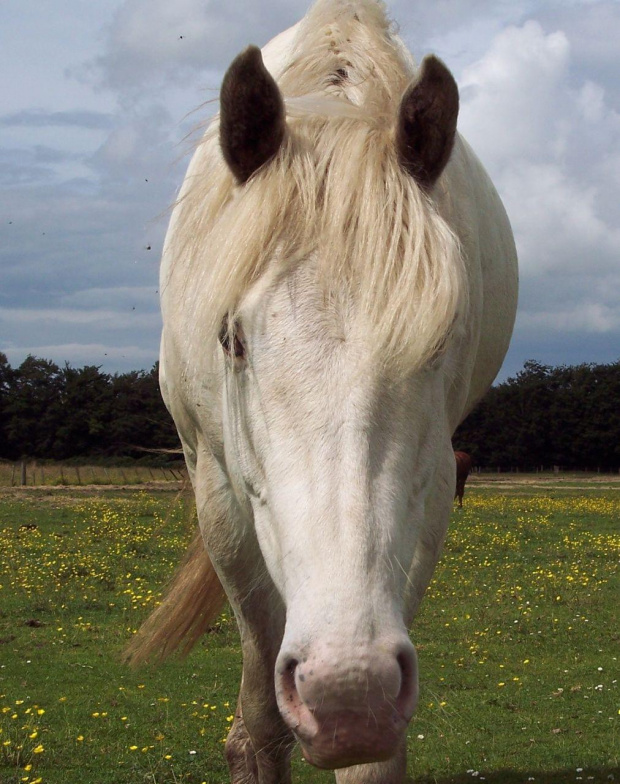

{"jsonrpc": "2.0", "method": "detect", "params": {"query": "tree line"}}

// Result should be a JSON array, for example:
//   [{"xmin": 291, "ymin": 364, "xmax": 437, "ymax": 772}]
[
  {"xmin": 1, "ymin": 354, "xmax": 618, "ymax": 470},
  {"xmin": 454, "ymin": 359, "xmax": 620, "ymax": 472},
  {"xmin": 0, "ymin": 354, "xmax": 179, "ymax": 462}
]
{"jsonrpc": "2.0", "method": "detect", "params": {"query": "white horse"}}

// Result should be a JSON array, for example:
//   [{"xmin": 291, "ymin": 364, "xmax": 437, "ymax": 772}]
[{"xmin": 128, "ymin": 1, "xmax": 518, "ymax": 782}]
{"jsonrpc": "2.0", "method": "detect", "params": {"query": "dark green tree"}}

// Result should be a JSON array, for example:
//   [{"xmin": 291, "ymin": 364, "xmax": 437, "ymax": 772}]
[
  {"xmin": 0, "ymin": 353, "xmax": 15, "ymax": 459},
  {"xmin": 107, "ymin": 364, "xmax": 179, "ymax": 455},
  {"xmin": 49, "ymin": 365, "xmax": 114, "ymax": 459},
  {"xmin": 4, "ymin": 356, "xmax": 63, "ymax": 458},
  {"xmin": 455, "ymin": 359, "xmax": 620, "ymax": 471}
]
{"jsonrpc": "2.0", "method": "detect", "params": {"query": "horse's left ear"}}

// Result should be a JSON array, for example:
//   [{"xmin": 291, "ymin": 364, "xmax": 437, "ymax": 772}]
[
  {"xmin": 396, "ymin": 55, "xmax": 459, "ymax": 189},
  {"xmin": 220, "ymin": 45, "xmax": 286, "ymax": 184}
]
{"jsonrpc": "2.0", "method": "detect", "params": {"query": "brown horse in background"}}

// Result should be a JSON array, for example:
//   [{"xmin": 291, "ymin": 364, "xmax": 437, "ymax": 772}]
[{"xmin": 454, "ymin": 451, "xmax": 473, "ymax": 507}]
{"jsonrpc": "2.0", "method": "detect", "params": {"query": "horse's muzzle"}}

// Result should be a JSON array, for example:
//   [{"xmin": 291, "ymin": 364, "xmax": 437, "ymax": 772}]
[{"xmin": 275, "ymin": 638, "xmax": 418, "ymax": 769}]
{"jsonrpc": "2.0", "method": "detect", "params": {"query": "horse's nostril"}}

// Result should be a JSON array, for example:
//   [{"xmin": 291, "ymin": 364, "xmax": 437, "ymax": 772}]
[
  {"xmin": 276, "ymin": 655, "xmax": 319, "ymax": 736},
  {"xmin": 397, "ymin": 651, "xmax": 410, "ymax": 679},
  {"xmin": 395, "ymin": 645, "xmax": 418, "ymax": 720},
  {"xmin": 278, "ymin": 657, "xmax": 301, "ymax": 707}
]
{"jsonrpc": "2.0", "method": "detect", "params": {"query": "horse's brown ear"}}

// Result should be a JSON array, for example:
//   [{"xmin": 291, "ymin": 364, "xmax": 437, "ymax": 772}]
[
  {"xmin": 220, "ymin": 45, "xmax": 286, "ymax": 184},
  {"xmin": 396, "ymin": 55, "xmax": 459, "ymax": 189}
]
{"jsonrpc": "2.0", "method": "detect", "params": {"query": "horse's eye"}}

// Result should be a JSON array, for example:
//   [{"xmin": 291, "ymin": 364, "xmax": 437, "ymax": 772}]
[{"xmin": 218, "ymin": 318, "xmax": 245, "ymax": 359}]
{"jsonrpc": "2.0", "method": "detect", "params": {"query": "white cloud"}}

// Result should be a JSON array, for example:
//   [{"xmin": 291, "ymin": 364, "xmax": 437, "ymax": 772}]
[
  {"xmin": 89, "ymin": 103, "xmax": 176, "ymax": 184},
  {"xmin": 519, "ymin": 302, "xmax": 620, "ymax": 334},
  {"xmin": 457, "ymin": 15, "xmax": 620, "ymax": 323},
  {"xmin": 0, "ymin": 110, "xmax": 116, "ymax": 130},
  {"xmin": 0, "ymin": 307, "xmax": 159, "ymax": 330},
  {"xmin": 59, "ymin": 286, "xmax": 158, "ymax": 309},
  {"xmin": 459, "ymin": 21, "xmax": 571, "ymax": 168},
  {"xmin": 499, "ymin": 161, "xmax": 620, "ymax": 276},
  {"xmin": 539, "ymin": 1, "xmax": 620, "ymax": 86},
  {"xmin": 88, "ymin": 0, "xmax": 307, "ymax": 95}
]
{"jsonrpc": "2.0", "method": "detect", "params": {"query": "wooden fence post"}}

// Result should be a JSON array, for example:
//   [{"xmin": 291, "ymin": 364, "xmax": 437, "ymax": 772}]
[{"xmin": 21, "ymin": 460, "xmax": 27, "ymax": 486}]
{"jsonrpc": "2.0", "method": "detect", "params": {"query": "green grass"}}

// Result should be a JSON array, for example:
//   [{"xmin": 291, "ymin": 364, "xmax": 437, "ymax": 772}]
[{"xmin": 0, "ymin": 485, "xmax": 617, "ymax": 784}]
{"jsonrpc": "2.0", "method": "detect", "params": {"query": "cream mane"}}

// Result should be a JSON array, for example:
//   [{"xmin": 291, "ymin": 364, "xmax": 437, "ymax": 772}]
[{"xmin": 169, "ymin": 0, "xmax": 467, "ymax": 374}]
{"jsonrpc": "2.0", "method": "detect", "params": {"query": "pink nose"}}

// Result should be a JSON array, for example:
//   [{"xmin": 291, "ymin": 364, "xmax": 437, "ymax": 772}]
[{"xmin": 275, "ymin": 639, "xmax": 418, "ymax": 769}]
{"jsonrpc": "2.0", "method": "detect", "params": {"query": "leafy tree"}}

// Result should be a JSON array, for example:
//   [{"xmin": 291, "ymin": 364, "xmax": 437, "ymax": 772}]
[
  {"xmin": 50, "ymin": 365, "xmax": 114, "ymax": 459},
  {"xmin": 107, "ymin": 364, "xmax": 179, "ymax": 456},
  {"xmin": 4, "ymin": 356, "xmax": 63, "ymax": 458},
  {"xmin": 0, "ymin": 353, "xmax": 15, "ymax": 458},
  {"xmin": 0, "ymin": 357, "xmax": 179, "ymax": 461},
  {"xmin": 455, "ymin": 359, "xmax": 620, "ymax": 471}
]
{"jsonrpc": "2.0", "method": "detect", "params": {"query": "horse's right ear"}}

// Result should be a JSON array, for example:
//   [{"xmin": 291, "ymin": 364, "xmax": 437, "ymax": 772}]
[
  {"xmin": 219, "ymin": 45, "xmax": 286, "ymax": 184},
  {"xmin": 395, "ymin": 55, "xmax": 459, "ymax": 189}
]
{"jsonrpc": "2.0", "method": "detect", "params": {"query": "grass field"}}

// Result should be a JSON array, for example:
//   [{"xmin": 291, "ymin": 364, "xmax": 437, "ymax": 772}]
[{"xmin": 0, "ymin": 481, "xmax": 617, "ymax": 784}]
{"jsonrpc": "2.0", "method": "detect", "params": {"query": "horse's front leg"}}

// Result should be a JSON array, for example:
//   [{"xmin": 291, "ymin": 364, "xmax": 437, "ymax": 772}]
[
  {"xmin": 192, "ymin": 459, "xmax": 293, "ymax": 784},
  {"xmin": 334, "ymin": 739, "xmax": 408, "ymax": 784},
  {"xmin": 226, "ymin": 634, "xmax": 294, "ymax": 784},
  {"xmin": 226, "ymin": 693, "xmax": 259, "ymax": 784},
  {"xmin": 226, "ymin": 678, "xmax": 293, "ymax": 784},
  {"xmin": 216, "ymin": 573, "xmax": 293, "ymax": 783}
]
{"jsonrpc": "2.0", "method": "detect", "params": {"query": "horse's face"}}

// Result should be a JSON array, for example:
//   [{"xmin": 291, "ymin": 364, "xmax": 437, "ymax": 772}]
[
  {"xmin": 214, "ymin": 46, "xmax": 460, "ymax": 768},
  {"xmin": 220, "ymin": 263, "xmax": 453, "ymax": 767}
]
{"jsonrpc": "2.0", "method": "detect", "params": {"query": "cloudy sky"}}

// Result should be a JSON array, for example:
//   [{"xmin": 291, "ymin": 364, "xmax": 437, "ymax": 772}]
[{"xmin": 1, "ymin": 0, "xmax": 619, "ymax": 381}]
